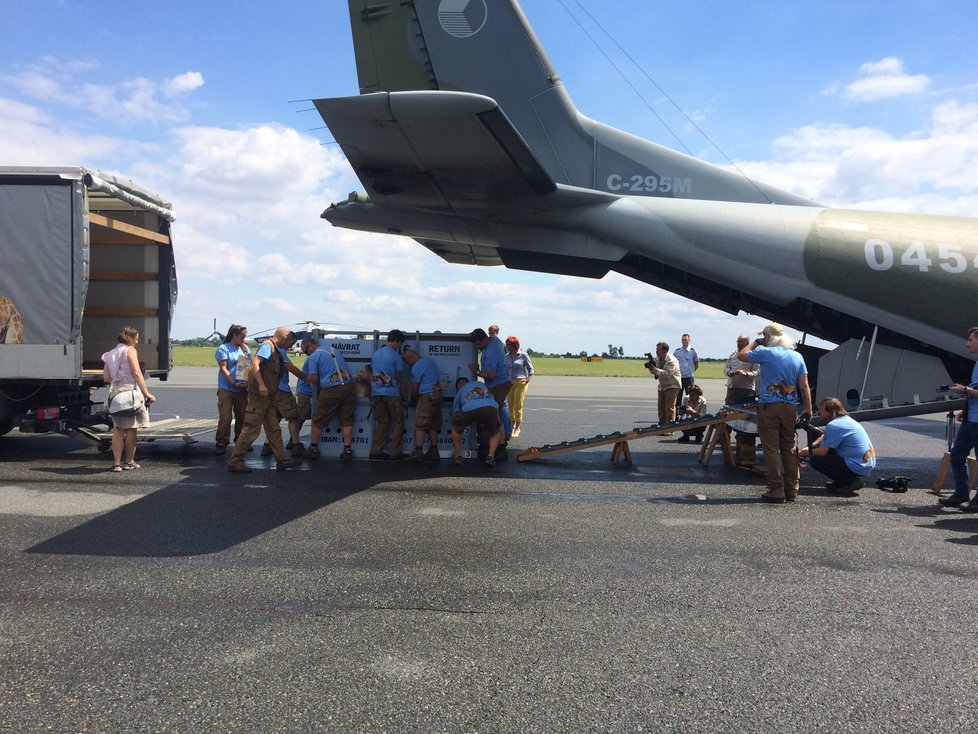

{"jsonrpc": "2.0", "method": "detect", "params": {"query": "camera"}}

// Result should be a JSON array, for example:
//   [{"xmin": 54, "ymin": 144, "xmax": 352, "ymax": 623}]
[
  {"xmin": 876, "ymin": 476, "xmax": 910, "ymax": 493},
  {"xmin": 643, "ymin": 352, "xmax": 657, "ymax": 377}
]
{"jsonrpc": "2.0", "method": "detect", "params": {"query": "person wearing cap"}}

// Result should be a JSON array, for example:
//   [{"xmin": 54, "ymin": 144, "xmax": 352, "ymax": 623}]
[
  {"xmin": 646, "ymin": 341, "xmax": 682, "ymax": 429},
  {"xmin": 303, "ymin": 338, "xmax": 358, "ymax": 461},
  {"xmin": 451, "ymin": 377, "xmax": 504, "ymax": 468},
  {"xmin": 737, "ymin": 323, "xmax": 812, "ymax": 503},
  {"xmin": 504, "ymin": 335, "xmax": 534, "ymax": 438},
  {"xmin": 469, "ymin": 327, "xmax": 512, "ymax": 425},
  {"xmin": 799, "ymin": 397, "xmax": 876, "ymax": 494},
  {"xmin": 402, "ymin": 344, "xmax": 443, "ymax": 461},
  {"xmin": 369, "ymin": 329, "xmax": 408, "ymax": 460}
]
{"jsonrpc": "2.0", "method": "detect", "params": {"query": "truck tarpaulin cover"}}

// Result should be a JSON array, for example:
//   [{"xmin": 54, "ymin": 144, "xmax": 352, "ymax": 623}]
[{"xmin": 0, "ymin": 183, "xmax": 74, "ymax": 345}]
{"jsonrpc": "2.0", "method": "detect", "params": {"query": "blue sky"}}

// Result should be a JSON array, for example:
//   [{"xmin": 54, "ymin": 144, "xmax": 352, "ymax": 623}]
[{"xmin": 3, "ymin": 0, "xmax": 977, "ymax": 357}]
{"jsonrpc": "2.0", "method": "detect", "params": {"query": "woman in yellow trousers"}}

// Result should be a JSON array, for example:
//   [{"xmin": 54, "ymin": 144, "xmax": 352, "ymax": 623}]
[{"xmin": 505, "ymin": 336, "xmax": 534, "ymax": 437}]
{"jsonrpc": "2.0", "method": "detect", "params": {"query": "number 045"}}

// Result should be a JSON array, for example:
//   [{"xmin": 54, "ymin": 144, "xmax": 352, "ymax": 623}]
[{"xmin": 864, "ymin": 239, "xmax": 970, "ymax": 273}]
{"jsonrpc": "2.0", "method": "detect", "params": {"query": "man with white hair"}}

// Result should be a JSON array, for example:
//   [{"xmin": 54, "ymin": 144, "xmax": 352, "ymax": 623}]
[{"xmin": 738, "ymin": 323, "xmax": 812, "ymax": 503}]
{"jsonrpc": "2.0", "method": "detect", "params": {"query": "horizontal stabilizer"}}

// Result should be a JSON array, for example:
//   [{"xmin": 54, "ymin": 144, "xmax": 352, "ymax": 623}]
[{"xmin": 315, "ymin": 91, "xmax": 556, "ymax": 211}]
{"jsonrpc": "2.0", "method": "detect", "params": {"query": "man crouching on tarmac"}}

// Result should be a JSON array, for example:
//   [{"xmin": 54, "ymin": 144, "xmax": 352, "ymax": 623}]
[
  {"xmin": 799, "ymin": 397, "xmax": 876, "ymax": 494},
  {"xmin": 451, "ymin": 377, "xmax": 504, "ymax": 468}
]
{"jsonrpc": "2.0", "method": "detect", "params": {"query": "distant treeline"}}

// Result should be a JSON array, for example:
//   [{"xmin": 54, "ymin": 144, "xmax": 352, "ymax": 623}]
[{"xmin": 171, "ymin": 340, "xmax": 722, "ymax": 362}]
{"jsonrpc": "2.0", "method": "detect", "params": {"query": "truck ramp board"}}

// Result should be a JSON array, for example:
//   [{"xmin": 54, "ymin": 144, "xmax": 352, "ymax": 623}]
[
  {"xmin": 517, "ymin": 410, "xmax": 748, "ymax": 466},
  {"xmin": 68, "ymin": 418, "xmax": 219, "ymax": 449}
]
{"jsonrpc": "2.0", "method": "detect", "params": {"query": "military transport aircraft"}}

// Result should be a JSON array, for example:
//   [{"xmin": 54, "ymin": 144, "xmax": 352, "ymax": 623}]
[{"xmin": 313, "ymin": 0, "xmax": 978, "ymax": 409}]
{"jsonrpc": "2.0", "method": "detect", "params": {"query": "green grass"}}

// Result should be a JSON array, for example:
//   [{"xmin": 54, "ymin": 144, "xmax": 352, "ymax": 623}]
[
  {"xmin": 172, "ymin": 346, "xmax": 725, "ymax": 379},
  {"xmin": 172, "ymin": 345, "xmax": 307, "ymax": 368},
  {"xmin": 527, "ymin": 356, "xmax": 725, "ymax": 378}
]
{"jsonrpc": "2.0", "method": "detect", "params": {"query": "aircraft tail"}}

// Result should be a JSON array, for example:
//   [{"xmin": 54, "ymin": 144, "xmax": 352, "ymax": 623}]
[{"xmin": 345, "ymin": 0, "xmax": 814, "ymax": 206}]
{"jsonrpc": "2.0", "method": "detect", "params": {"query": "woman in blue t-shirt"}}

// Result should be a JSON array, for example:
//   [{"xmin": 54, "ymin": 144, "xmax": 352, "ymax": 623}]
[{"xmin": 214, "ymin": 323, "xmax": 250, "ymax": 454}]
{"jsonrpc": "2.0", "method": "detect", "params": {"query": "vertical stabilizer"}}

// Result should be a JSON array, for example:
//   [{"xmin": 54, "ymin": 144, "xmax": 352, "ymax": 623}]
[{"xmin": 345, "ymin": 1, "xmax": 816, "ymax": 205}]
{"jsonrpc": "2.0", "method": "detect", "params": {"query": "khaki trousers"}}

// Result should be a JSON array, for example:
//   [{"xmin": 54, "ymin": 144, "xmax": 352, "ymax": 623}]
[
  {"xmin": 757, "ymin": 402, "xmax": 800, "ymax": 497},
  {"xmin": 658, "ymin": 387, "xmax": 681, "ymax": 425},
  {"xmin": 371, "ymin": 395, "xmax": 404, "ymax": 457},
  {"xmin": 228, "ymin": 394, "xmax": 289, "ymax": 465},
  {"xmin": 216, "ymin": 388, "xmax": 248, "ymax": 447}
]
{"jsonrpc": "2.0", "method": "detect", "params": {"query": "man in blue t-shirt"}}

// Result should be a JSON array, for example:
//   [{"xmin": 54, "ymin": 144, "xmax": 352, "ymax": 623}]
[
  {"xmin": 369, "ymin": 329, "xmax": 407, "ymax": 460},
  {"xmin": 942, "ymin": 327, "xmax": 978, "ymax": 511},
  {"xmin": 451, "ymin": 377, "xmax": 503, "ymax": 467},
  {"xmin": 470, "ymin": 326, "xmax": 512, "ymax": 436},
  {"xmin": 402, "ymin": 345, "xmax": 443, "ymax": 461},
  {"xmin": 738, "ymin": 322, "xmax": 812, "ymax": 503},
  {"xmin": 673, "ymin": 333, "xmax": 699, "ymax": 413},
  {"xmin": 799, "ymin": 398, "xmax": 876, "ymax": 494},
  {"xmin": 304, "ymin": 341, "xmax": 358, "ymax": 461},
  {"xmin": 289, "ymin": 337, "xmax": 319, "ymax": 454}
]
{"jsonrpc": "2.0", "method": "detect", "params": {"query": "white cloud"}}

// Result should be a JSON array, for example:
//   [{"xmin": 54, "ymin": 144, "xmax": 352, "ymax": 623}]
[
  {"xmin": 1, "ymin": 58, "xmax": 203, "ymax": 123},
  {"xmin": 844, "ymin": 56, "xmax": 930, "ymax": 101},
  {"xmin": 0, "ymin": 96, "xmax": 133, "ymax": 164},
  {"xmin": 734, "ymin": 99, "xmax": 978, "ymax": 213},
  {"xmin": 164, "ymin": 71, "xmax": 204, "ymax": 97}
]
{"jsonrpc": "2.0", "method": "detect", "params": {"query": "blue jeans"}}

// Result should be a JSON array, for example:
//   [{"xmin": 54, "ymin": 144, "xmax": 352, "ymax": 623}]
[{"xmin": 950, "ymin": 420, "xmax": 978, "ymax": 498}]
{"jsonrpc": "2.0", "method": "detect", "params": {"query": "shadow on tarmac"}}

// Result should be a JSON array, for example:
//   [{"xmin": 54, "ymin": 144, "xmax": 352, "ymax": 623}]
[
  {"xmin": 25, "ymin": 466, "xmax": 365, "ymax": 558},
  {"xmin": 875, "ymin": 502, "xmax": 978, "ymax": 546},
  {"xmin": 11, "ymin": 428, "xmax": 964, "ymax": 557}
]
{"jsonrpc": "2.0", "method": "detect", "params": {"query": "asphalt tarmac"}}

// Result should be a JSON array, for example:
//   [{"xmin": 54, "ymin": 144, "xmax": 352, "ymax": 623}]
[{"xmin": 1, "ymin": 370, "xmax": 976, "ymax": 733}]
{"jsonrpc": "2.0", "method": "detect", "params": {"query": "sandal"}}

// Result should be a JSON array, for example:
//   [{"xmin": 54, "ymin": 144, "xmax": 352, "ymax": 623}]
[
  {"xmin": 123, "ymin": 461, "xmax": 141, "ymax": 470},
  {"xmin": 112, "ymin": 465, "xmax": 123, "ymax": 472}
]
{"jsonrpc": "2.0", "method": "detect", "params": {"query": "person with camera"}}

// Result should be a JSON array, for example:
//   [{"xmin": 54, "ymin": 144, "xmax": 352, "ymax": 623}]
[
  {"xmin": 646, "ymin": 342, "xmax": 682, "ymax": 429},
  {"xmin": 798, "ymin": 398, "xmax": 876, "ymax": 494},
  {"xmin": 941, "ymin": 326, "xmax": 978, "ymax": 511},
  {"xmin": 737, "ymin": 323, "xmax": 812, "ymax": 503}
]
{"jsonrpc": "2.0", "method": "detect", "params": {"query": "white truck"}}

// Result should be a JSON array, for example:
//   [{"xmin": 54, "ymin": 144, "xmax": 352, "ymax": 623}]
[{"xmin": 0, "ymin": 166, "xmax": 180, "ymax": 442}]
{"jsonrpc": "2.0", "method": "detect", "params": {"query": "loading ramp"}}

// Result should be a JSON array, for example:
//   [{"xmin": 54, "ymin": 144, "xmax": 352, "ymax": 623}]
[{"xmin": 517, "ymin": 409, "xmax": 750, "ymax": 466}]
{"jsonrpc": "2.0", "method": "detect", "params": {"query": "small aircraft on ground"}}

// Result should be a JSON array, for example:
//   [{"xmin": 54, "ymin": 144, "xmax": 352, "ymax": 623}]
[{"xmin": 314, "ymin": 0, "xmax": 977, "ymax": 415}]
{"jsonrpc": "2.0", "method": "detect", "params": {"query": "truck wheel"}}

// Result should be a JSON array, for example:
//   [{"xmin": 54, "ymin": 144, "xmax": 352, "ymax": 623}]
[{"xmin": 98, "ymin": 440, "xmax": 111, "ymax": 453}]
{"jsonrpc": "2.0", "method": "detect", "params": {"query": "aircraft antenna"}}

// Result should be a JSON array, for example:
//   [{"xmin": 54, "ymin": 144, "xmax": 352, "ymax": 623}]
[
  {"xmin": 554, "ymin": 0, "xmax": 693, "ymax": 157},
  {"xmin": 562, "ymin": 0, "xmax": 775, "ymax": 205}
]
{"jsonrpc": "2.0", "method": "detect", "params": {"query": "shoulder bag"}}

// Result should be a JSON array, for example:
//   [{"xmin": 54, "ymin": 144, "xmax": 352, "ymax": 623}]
[{"xmin": 108, "ymin": 387, "xmax": 146, "ymax": 416}]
